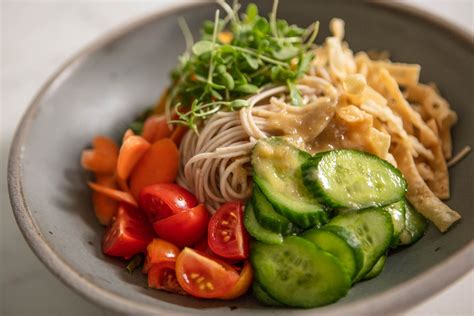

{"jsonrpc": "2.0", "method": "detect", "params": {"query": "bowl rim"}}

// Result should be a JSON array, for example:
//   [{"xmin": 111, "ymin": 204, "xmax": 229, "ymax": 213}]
[{"xmin": 7, "ymin": 1, "xmax": 474, "ymax": 315}]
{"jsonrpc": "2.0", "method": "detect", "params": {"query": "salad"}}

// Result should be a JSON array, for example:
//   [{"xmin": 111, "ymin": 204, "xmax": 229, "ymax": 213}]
[{"xmin": 80, "ymin": 1, "xmax": 469, "ymax": 308}]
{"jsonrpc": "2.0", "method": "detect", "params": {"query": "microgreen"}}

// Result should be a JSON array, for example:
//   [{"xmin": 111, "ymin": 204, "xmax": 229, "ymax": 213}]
[{"xmin": 167, "ymin": 0, "xmax": 319, "ymax": 132}]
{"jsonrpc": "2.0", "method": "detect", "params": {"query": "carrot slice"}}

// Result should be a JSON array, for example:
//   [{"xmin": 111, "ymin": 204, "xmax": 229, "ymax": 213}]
[
  {"xmin": 93, "ymin": 136, "xmax": 119, "ymax": 156},
  {"xmin": 81, "ymin": 149, "xmax": 117, "ymax": 174},
  {"xmin": 142, "ymin": 115, "xmax": 172, "ymax": 143},
  {"xmin": 129, "ymin": 138, "xmax": 179, "ymax": 198},
  {"xmin": 170, "ymin": 125, "xmax": 189, "ymax": 146},
  {"xmin": 88, "ymin": 181, "xmax": 138, "ymax": 207},
  {"xmin": 81, "ymin": 136, "xmax": 119, "ymax": 174},
  {"xmin": 117, "ymin": 135, "xmax": 151, "ymax": 180},
  {"xmin": 92, "ymin": 175, "xmax": 118, "ymax": 225},
  {"xmin": 123, "ymin": 129, "xmax": 135, "ymax": 142}
]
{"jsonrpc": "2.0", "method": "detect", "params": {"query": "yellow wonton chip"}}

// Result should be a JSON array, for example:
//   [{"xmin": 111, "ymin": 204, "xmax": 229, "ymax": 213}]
[
  {"xmin": 425, "ymin": 119, "xmax": 450, "ymax": 199},
  {"xmin": 392, "ymin": 143, "xmax": 460, "ymax": 232}
]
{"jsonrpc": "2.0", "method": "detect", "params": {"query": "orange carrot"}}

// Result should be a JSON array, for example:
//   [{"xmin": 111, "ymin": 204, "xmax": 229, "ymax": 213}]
[
  {"xmin": 93, "ymin": 136, "xmax": 119, "ymax": 156},
  {"xmin": 92, "ymin": 175, "xmax": 118, "ymax": 225},
  {"xmin": 123, "ymin": 129, "xmax": 135, "ymax": 142},
  {"xmin": 129, "ymin": 138, "xmax": 179, "ymax": 198},
  {"xmin": 81, "ymin": 136, "xmax": 118, "ymax": 174},
  {"xmin": 88, "ymin": 181, "xmax": 138, "ymax": 207},
  {"xmin": 170, "ymin": 125, "xmax": 188, "ymax": 146},
  {"xmin": 141, "ymin": 115, "xmax": 172, "ymax": 143},
  {"xmin": 117, "ymin": 135, "xmax": 151, "ymax": 180},
  {"xmin": 81, "ymin": 150, "xmax": 117, "ymax": 174}
]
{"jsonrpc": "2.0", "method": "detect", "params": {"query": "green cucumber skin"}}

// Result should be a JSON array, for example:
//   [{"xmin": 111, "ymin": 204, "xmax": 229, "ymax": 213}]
[
  {"xmin": 362, "ymin": 255, "xmax": 386, "ymax": 280},
  {"xmin": 251, "ymin": 236, "xmax": 351, "ymax": 308},
  {"xmin": 302, "ymin": 149, "xmax": 407, "ymax": 210},
  {"xmin": 382, "ymin": 200, "xmax": 406, "ymax": 248},
  {"xmin": 251, "ymin": 137, "xmax": 328, "ymax": 229},
  {"xmin": 301, "ymin": 227, "xmax": 358, "ymax": 280},
  {"xmin": 317, "ymin": 225, "xmax": 365, "ymax": 280},
  {"xmin": 252, "ymin": 282, "xmax": 284, "ymax": 307},
  {"xmin": 399, "ymin": 200, "xmax": 427, "ymax": 246},
  {"xmin": 244, "ymin": 202, "xmax": 283, "ymax": 244},
  {"xmin": 252, "ymin": 186, "xmax": 293, "ymax": 235},
  {"xmin": 254, "ymin": 175, "xmax": 328, "ymax": 229},
  {"xmin": 326, "ymin": 208, "xmax": 393, "ymax": 282}
]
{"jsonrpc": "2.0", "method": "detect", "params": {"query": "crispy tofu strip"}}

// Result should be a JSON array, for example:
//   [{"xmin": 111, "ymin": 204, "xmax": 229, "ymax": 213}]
[
  {"xmin": 371, "ymin": 61, "xmax": 421, "ymax": 86},
  {"xmin": 392, "ymin": 143, "xmax": 460, "ymax": 232}
]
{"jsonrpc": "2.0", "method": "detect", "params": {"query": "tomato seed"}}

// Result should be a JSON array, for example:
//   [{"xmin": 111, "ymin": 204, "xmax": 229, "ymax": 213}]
[
  {"xmin": 223, "ymin": 236, "xmax": 231, "ymax": 242},
  {"xmin": 206, "ymin": 282, "xmax": 214, "ymax": 290},
  {"xmin": 197, "ymin": 276, "xmax": 205, "ymax": 283},
  {"xmin": 190, "ymin": 273, "xmax": 199, "ymax": 279}
]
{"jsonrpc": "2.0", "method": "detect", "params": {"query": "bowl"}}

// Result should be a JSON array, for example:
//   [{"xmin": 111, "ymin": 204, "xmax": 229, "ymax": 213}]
[{"xmin": 8, "ymin": 1, "xmax": 474, "ymax": 315}]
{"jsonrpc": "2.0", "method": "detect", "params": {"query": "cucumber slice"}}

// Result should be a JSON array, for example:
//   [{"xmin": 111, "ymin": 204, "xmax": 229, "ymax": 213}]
[
  {"xmin": 399, "ymin": 200, "xmax": 427, "ymax": 246},
  {"xmin": 253, "ymin": 186, "xmax": 293, "ymax": 235},
  {"xmin": 244, "ymin": 202, "xmax": 283, "ymax": 244},
  {"xmin": 362, "ymin": 255, "xmax": 386, "ymax": 280},
  {"xmin": 301, "ymin": 227, "xmax": 360, "ymax": 280},
  {"xmin": 252, "ymin": 282, "xmax": 284, "ymax": 307},
  {"xmin": 252, "ymin": 137, "xmax": 327, "ymax": 229},
  {"xmin": 302, "ymin": 149, "xmax": 407, "ymax": 209},
  {"xmin": 382, "ymin": 200, "xmax": 406, "ymax": 248},
  {"xmin": 250, "ymin": 236, "xmax": 351, "ymax": 308},
  {"xmin": 326, "ymin": 207, "xmax": 393, "ymax": 282}
]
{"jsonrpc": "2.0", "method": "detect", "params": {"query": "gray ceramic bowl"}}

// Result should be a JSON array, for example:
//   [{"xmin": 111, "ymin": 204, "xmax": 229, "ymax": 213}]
[{"xmin": 8, "ymin": 1, "xmax": 474, "ymax": 315}]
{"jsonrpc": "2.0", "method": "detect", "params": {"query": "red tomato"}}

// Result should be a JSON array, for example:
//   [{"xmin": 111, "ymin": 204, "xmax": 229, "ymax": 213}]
[
  {"xmin": 193, "ymin": 235, "xmax": 240, "ymax": 266},
  {"xmin": 102, "ymin": 203, "xmax": 154, "ymax": 259},
  {"xmin": 175, "ymin": 248, "xmax": 240, "ymax": 298},
  {"xmin": 219, "ymin": 261, "xmax": 253, "ymax": 300},
  {"xmin": 153, "ymin": 204, "xmax": 209, "ymax": 247},
  {"xmin": 148, "ymin": 261, "xmax": 186, "ymax": 295},
  {"xmin": 208, "ymin": 202, "xmax": 249, "ymax": 260},
  {"xmin": 143, "ymin": 239, "xmax": 180, "ymax": 273},
  {"xmin": 139, "ymin": 184, "xmax": 198, "ymax": 222}
]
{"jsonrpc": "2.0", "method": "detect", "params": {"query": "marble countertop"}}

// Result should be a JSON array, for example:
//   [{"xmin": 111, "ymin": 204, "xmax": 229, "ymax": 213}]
[{"xmin": 1, "ymin": 1, "xmax": 472, "ymax": 315}]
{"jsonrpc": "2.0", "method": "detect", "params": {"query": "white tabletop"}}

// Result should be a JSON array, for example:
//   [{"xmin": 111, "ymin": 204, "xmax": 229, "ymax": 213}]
[{"xmin": 1, "ymin": 1, "xmax": 473, "ymax": 315}]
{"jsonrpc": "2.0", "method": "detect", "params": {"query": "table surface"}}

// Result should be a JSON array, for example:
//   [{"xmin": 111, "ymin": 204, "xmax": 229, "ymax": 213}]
[{"xmin": 1, "ymin": 1, "xmax": 473, "ymax": 315}]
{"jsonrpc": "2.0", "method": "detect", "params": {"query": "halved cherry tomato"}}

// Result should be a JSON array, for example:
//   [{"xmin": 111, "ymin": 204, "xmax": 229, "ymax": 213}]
[
  {"xmin": 143, "ymin": 238, "xmax": 180, "ymax": 273},
  {"xmin": 153, "ymin": 204, "xmax": 209, "ymax": 247},
  {"xmin": 139, "ymin": 184, "xmax": 198, "ymax": 222},
  {"xmin": 208, "ymin": 202, "xmax": 249, "ymax": 260},
  {"xmin": 193, "ymin": 235, "xmax": 240, "ymax": 266},
  {"xmin": 175, "ymin": 248, "xmax": 240, "ymax": 298},
  {"xmin": 148, "ymin": 261, "xmax": 186, "ymax": 295},
  {"xmin": 219, "ymin": 261, "xmax": 253, "ymax": 300},
  {"xmin": 102, "ymin": 203, "xmax": 154, "ymax": 259}
]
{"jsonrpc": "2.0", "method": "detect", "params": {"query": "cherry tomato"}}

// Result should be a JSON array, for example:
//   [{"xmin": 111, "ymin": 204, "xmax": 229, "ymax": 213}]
[
  {"xmin": 219, "ymin": 261, "xmax": 253, "ymax": 300},
  {"xmin": 148, "ymin": 261, "xmax": 186, "ymax": 295},
  {"xmin": 143, "ymin": 238, "xmax": 180, "ymax": 273},
  {"xmin": 153, "ymin": 204, "xmax": 209, "ymax": 247},
  {"xmin": 102, "ymin": 203, "xmax": 154, "ymax": 259},
  {"xmin": 139, "ymin": 184, "xmax": 198, "ymax": 222},
  {"xmin": 193, "ymin": 235, "xmax": 240, "ymax": 266},
  {"xmin": 175, "ymin": 248, "xmax": 240, "ymax": 298},
  {"xmin": 208, "ymin": 202, "xmax": 249, "ymax": 260}
]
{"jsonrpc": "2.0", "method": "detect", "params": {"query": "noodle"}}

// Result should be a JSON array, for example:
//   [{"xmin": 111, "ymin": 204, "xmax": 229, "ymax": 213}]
[{"xmin": 175, "ymin": 18, "xmax": 462, "ymax": 232}]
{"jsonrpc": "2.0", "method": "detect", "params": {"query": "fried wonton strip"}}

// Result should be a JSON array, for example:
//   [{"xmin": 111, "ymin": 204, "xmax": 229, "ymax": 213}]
[
  {"xmin": 416, "ymin": 162, "xmax": 434, "ymax": 181},
  {"xmin": 376, "ymin": 69, "xmax": 438, "ymax": 147},
  {"xmin": 392, "ymin": 143, "xmax": 460, "ymax": 232},
  {"xmin": 425, "ymin": 119, "xmax": 450, "ymax": 199},
  {"xmin": 405, "ymin": 84, "xmax": 457, "ymax": 158},
  {"xmin": 370, "ymin": 61, "xmax": 421, "ymax": 86}
]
